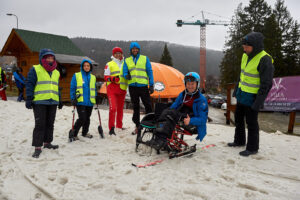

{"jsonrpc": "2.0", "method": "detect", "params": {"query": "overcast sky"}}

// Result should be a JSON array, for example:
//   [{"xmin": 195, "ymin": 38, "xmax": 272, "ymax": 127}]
[{"xmin": 1, "ymin": 0, "xmax": 299, "ymax": 51}]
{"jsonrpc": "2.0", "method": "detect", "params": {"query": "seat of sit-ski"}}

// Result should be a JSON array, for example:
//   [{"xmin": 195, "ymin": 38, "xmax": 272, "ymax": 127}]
[{"xmin": 140, "ymin": 113, "xmax": 156, "ymax": 128}]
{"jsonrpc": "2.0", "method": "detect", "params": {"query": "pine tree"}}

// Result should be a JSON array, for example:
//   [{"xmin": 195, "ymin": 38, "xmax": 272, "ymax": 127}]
[{"xmin": 160, "ymin": 44, "xmax": 173, "ymax": 66}]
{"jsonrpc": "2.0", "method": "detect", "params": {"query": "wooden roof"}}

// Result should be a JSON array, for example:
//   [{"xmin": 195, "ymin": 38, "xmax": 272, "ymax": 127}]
[{"xmin": 0, "ymin": 29, "xmax": 84, "ymax": 56}]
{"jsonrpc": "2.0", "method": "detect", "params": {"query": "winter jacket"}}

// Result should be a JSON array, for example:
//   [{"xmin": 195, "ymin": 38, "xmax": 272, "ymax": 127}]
[
  {"xmin": 70, "ymin": 59, "xmax": 97, "ymax": 107},
  {"xmin": 104, "ymin": 56, "xmax": 126, "ymax": 94},
  {"xmin": 170, "ymin": 90, "xmax": 208, "ymax": 141},
  {"xmin": 234, "ymin": 32, "xmax": 274, "ymax": 111},
  {"xmin": 13, "ymin": 71, "xmax": 25, "ymax": 88},
  {"xmin": 122, "ymin": 42, "xmax": 154, "ymax": 87},
  {"xmin": 26, "ymin": 67, "xmax": 60, "ymax": 105}
]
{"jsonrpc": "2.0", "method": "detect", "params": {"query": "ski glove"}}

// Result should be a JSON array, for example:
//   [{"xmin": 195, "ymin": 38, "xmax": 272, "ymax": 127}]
[
  {"xmin": 112, "ymin": 76, "xmax": 120, "ymax": 83},
  {"xmin": 71, "ymin": 98, "xmax": 77, "ymax": 106},
  {"xmin": 125, "ymin": 74, "xmax": 131, "ymax": 80},
  {"xmin": 58, "ymin": 102, "xmax": 63, "ymax": 109},
  {"xmin": 149, "ymin": 85, "xmax": 154, "ymax": 94},
  {"xmin": 25, "ymin": 96, "xmax": 33, "ymax": 109}
]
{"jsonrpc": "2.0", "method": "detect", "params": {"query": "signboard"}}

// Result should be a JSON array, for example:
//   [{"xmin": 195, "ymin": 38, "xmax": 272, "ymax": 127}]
[{"xmin": 263, "ymin": 76, "xmax": 300, "ymax": 111}]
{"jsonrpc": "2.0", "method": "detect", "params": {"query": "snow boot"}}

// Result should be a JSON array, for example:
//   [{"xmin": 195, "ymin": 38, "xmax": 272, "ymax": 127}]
[
  {"xmin": 227, "ymin": 142, "xmax": 245, "ymax": 147},
  {"xmin": 239, "ymin": 150, "xmax": 258, "ymax": 157},
  {"xmin": 32, "ymin": 148, "xmax": 42, "ymax": 158},
  {"xmin": 43, "ymin": 143, "xmax": 59, "ymax": 149},
  {"xmin": 82, "ymin": 133, "xmax": 93, "ymax": 138},
  {"xmin": 109, "ymin": 127, "xmax": 116, "ymax": 136}
]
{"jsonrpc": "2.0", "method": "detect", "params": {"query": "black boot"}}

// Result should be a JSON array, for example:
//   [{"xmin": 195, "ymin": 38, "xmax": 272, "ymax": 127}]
[
  {"xmin": 109, "ymin": 127, "xmax": 116, "ymax": 135},
  {"xmin": 239, "ymin": 150, "xmax": 258, "ymax": 157},
  {"xmin": 32, "ymin": 148, "xmax": 42, "ymax": 158},
  {"xmin": 227, "ymin": 142, "xmax": 245, "ymax": 147},
  {"xmin": 43, "ymin": 143, "xmax": 59, "ymax": 149}
]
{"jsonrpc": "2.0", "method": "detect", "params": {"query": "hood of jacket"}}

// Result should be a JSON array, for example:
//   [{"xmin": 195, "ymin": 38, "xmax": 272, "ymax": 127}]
[
  {"xmin": 130, "ymin": 42, "xmax": 141, "ymax": 56},
  {"xmin": 39, "ymin": 48, "xmax": 55, "ymax": 65},
  {"xmin": 80, "ymin": 59, "xmax": 93, "ymax": 74},
  {"xmin": 243, "ymin": 32, "xmax": 264, "ymax": 59}
]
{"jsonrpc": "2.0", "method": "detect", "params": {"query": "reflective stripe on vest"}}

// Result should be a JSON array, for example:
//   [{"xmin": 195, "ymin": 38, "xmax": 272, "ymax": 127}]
[
  {"xmin": 238, "ymin": 50, "xmax": 273, "ymax": 94},
  {"xmin": 0, "ymin": 67, "xmax": 2, "ymax": 82},
  {"xmin": 75, "ymin": 72, "xmax": 96, "ymax": 104},
  {"xmin": 106, "ymin": 60, "xmax": 121, "ymax": 86},
  {"xmin": 33, "ymin": 64, "xmax": 60, "ymax": 101},
  {"xmin": 125, "ymin": 55, "xmax": 148, "ymax": 85}
]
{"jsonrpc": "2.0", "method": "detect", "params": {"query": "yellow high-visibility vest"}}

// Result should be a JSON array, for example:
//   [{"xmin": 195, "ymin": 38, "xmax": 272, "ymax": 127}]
[
  {"xmin": 75, "ymin": 72, "xmax": 96, "ymax": 104},
  {"xmin": 106, "ymin": 60, "xmax": 121, "ymax": 86},
  {"xmin": 239, "ymin": 50, "xmax": 273, "ymax": 94},
  {"xmin": 33, "ymin": 64, "xmax": 60, "ymax": 101},
  {"xmin": 125, "ymin": 55, "xmax": 148, "ymax": 85}
]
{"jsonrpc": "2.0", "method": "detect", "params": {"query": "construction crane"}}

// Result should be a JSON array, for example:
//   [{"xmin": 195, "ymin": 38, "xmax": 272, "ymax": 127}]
[{"xmin": 176, "ymin": 11, "xmax": 230, "ymax": 90}]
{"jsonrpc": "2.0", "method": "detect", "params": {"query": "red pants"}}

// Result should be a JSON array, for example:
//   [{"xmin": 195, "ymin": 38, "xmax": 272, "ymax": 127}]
[
  {"xmin": 0, "ymin": 86, "xmax": 7, "ymax": 101},
  {"xmin": 107, "ymin": 85, "xmax": 126, "ymax": 130}
]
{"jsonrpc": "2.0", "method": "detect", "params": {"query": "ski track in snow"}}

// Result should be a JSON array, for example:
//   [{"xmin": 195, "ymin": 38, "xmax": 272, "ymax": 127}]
[{"xmin": 0, "ymin": 100, "xmax": 300, "ymax": 200}]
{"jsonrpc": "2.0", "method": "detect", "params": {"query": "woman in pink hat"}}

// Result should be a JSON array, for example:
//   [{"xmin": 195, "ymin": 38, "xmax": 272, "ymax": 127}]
[{"xmin": 104, "ymin": 47, "xmax": 127, "ymax": 135}]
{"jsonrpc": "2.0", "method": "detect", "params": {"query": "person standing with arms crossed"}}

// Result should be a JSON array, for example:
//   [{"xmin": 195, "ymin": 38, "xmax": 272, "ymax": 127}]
[
  {"xmin": 228, "ymin": 32, "xmax": 274, "ymax": 156},
  {"xmin": 122, "ymin": 42, "xmax": 154, "ymax": 135}
]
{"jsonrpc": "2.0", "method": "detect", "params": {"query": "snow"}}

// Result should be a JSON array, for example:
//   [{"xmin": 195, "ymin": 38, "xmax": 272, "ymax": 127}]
[{"xmin": 0, "ymin": 100, "xmax": 300, "ymax": 200}]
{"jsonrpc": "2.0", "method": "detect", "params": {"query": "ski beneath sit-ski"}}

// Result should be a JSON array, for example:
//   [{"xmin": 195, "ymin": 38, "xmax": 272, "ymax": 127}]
[{"xmin": 132, "ymin": 144, "xmax": 216, "ymax": 168}]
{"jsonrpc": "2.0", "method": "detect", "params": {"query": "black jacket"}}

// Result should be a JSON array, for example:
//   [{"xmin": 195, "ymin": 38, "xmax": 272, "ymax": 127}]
[{"xmin": 234, "ymin": 32, "xmax": 274, "ymax": 111}]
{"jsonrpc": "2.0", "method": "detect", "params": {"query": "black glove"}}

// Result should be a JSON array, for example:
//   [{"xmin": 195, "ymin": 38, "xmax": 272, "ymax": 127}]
[
  {"xmin": 149, "ymin": 85, "xmax": 154, "ymax": 94},
  {"xmin": 25, "ymin": 96, "xmax": 33, "ymax": 109},
  {"xmin": 71, "ymin": 98, "xmax": 77, "ymax": 106},
  {"xmin": 125, "ymin": 74, "xmax": 131, "ymax": 80},
  {"xmin": 96, "ymin": 96, "xmax": 102, "ymax": 105},
  {"xmin": 58, "ymin": 102, "xmax": 63, "ymax": 109},
  {"xmin": 3, "ymin": 84, "xmax": 7, "ymax": 90}
]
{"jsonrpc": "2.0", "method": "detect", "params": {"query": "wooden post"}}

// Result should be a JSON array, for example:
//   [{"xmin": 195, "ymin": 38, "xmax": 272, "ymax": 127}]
[
  {"xmin": 288, "ymin": 111, "xmax": 296, "ymax": 133},
  {"xmin": 226, "ymin": 83, "xmax": 236, "ymax": 125}
]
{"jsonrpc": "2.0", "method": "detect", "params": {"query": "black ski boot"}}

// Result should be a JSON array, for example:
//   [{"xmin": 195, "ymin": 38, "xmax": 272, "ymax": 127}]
[
  {"xmin": 32, "ymin": 148, "xmax": 42, "ymax": 158},
  {"xmin": 109, "ymin": 127, "xmax": 116, "ymax": 135},
  {"xmin": 43, "ymin": 143, "xmax": 59, "ymax": 149}
]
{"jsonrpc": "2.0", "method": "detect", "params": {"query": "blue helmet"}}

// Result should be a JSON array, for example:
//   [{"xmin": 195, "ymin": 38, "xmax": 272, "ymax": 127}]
[{"xmin": 184, "ymin": 72, "xmax": 200, "ymax": 94}]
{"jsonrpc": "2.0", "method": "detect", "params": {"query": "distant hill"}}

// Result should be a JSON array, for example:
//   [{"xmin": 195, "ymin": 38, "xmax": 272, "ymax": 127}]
[{"xmin": 71, "ymin": 37, "xmax": 223, "ymax": 78}]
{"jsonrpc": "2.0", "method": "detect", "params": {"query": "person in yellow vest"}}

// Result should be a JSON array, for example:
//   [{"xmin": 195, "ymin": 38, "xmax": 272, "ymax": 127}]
[
  {"xmin": 122, "ymin": 42, "xmax": 154, "ymax": 135},
  {"xmin": 104, "ymin": 47, "xmax": 127, "ymax": 135},
  {"xmin": 228, "ymin": 32, "xmax": 274, "ymax": 157},
  {"xmin": 70, "ymin": 59, "xmax": 97, "ymax": 140},
  {"xmin": 0, "ymin": 66, "xmax": 7, "ymax": 101},
  {"xmin": 25, "ymin": 49, "xmax": 63, "ymax": 158}
]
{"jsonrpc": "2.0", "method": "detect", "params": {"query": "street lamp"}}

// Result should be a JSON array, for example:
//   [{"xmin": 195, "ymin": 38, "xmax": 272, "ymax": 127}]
[{"xmin": 6, "ymin": 13, "xmax": 18, "ymax": 29}]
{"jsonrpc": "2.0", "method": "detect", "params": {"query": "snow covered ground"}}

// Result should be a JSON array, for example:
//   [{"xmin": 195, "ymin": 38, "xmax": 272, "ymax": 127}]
[{"xmin": 0, "ymin": 100, "xmax": 300, "ymax": 200}]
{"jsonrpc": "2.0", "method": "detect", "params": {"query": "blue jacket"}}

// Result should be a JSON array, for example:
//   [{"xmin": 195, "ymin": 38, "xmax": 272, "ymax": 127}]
[
  {"xmin": 170, "ymin": 90, "xmax": 208, "ymax": 141},
  {"xmin": 26, "ymin": 67, "xmax": 60, "ymax": 105},
  {"xmin": 70, "ymin": 59, "xmax": 97, "ymax": 107},
  {"xmin": 13, "ymin": 71, "xmax": 25, "ymax": 88},
  {"xmin": 122, "ymin": 42, "xmax": 154, "ymax": 87}
]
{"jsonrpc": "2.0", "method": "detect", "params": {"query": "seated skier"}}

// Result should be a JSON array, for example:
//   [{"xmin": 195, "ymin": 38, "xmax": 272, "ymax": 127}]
[{"xmin": 150, "ymin": 72, "xmax": 208, "ymax": 150}]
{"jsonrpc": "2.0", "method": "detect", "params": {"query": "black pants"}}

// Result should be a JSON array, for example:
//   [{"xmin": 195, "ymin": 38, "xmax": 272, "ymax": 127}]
[
  {"xmin": 234, "ymin": 103, "xmax": 259, "ymax": 151},
  {"xmin": 73, "ymin": 105, "xmax": 93, "ymax": 136},
  {"xmin": 129, "ymin": 86, "xmax": 153, "ymax": 127},
  {"xmin": 32, "ymin": 104, "xmax": 57, "ymax": 147}
]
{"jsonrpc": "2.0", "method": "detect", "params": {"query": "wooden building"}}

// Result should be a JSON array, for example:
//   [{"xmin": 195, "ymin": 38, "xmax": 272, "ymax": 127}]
[{"xmin": 0, "ymin": 29, "xmax": 98, "ymax": 101}]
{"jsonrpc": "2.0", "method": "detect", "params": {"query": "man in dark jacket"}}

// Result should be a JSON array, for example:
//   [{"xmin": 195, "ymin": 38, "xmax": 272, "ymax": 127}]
[{"xmin": 228, "ymin": 32, "xmax": 274, "ymax": 156}]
